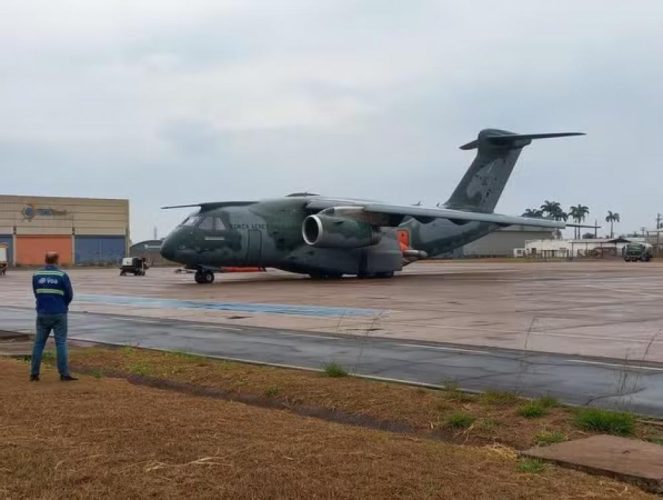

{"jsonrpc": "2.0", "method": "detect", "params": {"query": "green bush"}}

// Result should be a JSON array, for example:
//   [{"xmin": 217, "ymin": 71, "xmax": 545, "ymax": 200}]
[
  {"xmin": 537, "ymin": 395, "xmax": 560, "ymax": 408},
  {"xmin": 322, "ymin": 362, "xmax": 348, "ymax": 378},
  {"xmin": 264, "ymin": 386, "xmax": 280, "ymax": 398},
  {"xmin": 574, "ymin": 408, "xmax": 635, "ymax": 436},
  {"xmin": 41, "ymin": 350, "xmax": 56, "ymax": 363},
  {"xmin": 480, "ymin": 390, "xmax": 519, "ymax": 406},
  {"xmin": 518, "ymin": 459, "xmax": 545, "ymax": 473},
  {"xmin": 518, "ymin": 401, "xmax": 548, "ymax": 418},
  {"xmin": 446, "ymin": 412, "xmax": 476, "ymax": 429},
  {"xmin": 534, "ymin": 430, "xmax": 566, "ymax": 446}
]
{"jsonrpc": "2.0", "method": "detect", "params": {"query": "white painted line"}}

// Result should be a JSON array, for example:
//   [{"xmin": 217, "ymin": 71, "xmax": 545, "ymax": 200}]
[
  {"xmin": 393, "ymin": 343, "xmax": 492, "ymax": 355},
  {"xmin": 565, "ymin": 359, "xmax": 663, "ymax": 372}
]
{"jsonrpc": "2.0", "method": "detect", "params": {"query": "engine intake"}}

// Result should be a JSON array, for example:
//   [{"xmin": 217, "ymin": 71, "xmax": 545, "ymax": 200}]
[{"xmin": 302, "ymin": 214, "xmax": 381, "ymax": 249}]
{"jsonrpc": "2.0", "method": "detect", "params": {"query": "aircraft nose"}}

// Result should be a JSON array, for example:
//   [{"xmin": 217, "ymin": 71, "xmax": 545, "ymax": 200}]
[{"xmin": 160, "ymin": 234, "xmax": 177, "ymax": 261}]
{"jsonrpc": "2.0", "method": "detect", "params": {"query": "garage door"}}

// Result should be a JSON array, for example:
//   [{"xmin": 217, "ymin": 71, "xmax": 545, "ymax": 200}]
[
  {"xmin": 16, "ymin": 235, "xmax": 73, "ymax": 266},
  {"xmin": 75, "ymin": 235, "xmax": 125, "ymax": 265}
]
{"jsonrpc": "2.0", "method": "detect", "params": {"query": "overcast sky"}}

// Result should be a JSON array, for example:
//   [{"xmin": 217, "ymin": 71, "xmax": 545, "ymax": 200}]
[{"xmin": 2, "ymin": 1, "xmax": 662, "ymax": 241}]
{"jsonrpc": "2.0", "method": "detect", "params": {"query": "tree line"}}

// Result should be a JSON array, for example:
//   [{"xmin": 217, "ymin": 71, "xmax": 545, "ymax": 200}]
[{"xmin": 521, "ymin": 201, "xmax": 621, "ymax": 238}]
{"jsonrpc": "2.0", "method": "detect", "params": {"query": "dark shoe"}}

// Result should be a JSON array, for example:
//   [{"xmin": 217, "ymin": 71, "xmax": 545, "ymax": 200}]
[
  {"xmin": 30, "ymin": 374, "xmax": 39, "ymax": 382},
  {"xmin": 60, "ymin": 375, "xmax": 78, "ymax": 382}
]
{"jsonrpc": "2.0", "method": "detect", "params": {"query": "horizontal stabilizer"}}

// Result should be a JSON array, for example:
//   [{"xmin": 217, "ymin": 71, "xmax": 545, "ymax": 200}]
[{"xmin": 460, "ymin": 131, "xmax": 585, "ymax": 150}]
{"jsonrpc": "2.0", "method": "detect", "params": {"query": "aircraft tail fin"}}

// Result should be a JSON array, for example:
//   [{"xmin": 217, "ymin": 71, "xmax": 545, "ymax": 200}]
[{"xmin": 445, "ymin": 129, "xmax": 584, "ymax": 213}]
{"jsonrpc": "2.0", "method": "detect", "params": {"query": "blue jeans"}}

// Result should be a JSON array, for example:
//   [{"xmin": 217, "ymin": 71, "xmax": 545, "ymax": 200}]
[{"xmin": 31, "ymin": 314, "xmax": 70, "ymax": 377}]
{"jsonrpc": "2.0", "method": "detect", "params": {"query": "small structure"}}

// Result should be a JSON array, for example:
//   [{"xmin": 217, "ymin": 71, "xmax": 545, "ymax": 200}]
[
  {"xmin": 518, "ymin": 237, "xmax": 644, "ymax": 259},
  {"xmin": 129, "ymin": 239, "xmax": 175, "ymax": 266},
  {"xmin": 448, "ymin": 225, "xmax": 556, "ymax": 258},
  {"xmin": 0, "ymin": 194, "xmax": 129, "ymax": 266},
  {"xmin": 0, "ymin": 243, "xmax": 7, "ymax": 276},
  {"xmin": 120, "ymin": 257, "xmax": 149, "ymax": 276}
]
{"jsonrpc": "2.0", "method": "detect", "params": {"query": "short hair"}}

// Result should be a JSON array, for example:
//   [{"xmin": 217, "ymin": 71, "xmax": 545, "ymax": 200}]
[{"xmin": 45, "ymin": 252, "xmax": 59, "ymax": 265}]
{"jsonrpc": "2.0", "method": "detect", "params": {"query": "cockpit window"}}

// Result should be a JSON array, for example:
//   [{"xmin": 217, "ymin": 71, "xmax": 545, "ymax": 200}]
[
  {"xmin": 198, "ymin": 217, "xmax": 214, "ymax": 230},
  {"xmin": 214, "ymin": 217, "xmax": 226, "ymax": 230},
  {"xmin": 182, "ymin": 214, "xmax": 201, "ymax": 226}
]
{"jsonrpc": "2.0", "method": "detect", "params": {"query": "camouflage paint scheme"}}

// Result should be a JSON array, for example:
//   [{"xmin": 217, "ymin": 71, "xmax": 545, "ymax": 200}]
[{"xmin": 160, "ymin": 129, "xmax": 583, "ymax": 282}]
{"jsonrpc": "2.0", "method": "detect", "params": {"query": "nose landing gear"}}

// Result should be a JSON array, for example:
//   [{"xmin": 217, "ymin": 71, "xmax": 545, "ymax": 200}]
[{"xmin": 194, "ymin": 269, "xmax": 215, "ymax": 284}]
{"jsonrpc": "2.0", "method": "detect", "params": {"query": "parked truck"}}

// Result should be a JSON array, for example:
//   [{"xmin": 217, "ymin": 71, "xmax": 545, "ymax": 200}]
[{"xmin": 623, "ymin": 242, "xmax": 653, "ymax": 262}]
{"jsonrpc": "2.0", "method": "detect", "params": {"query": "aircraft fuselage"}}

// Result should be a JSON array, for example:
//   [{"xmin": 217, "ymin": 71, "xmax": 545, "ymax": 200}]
[{"xmin": 160, "ymin": 196, "xmax": 496, "ymax": 279}]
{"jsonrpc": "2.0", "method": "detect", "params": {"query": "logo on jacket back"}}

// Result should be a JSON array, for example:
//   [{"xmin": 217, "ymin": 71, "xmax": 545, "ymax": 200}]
[
  {"xmin": 37, "ymin": 277, "xmax": 59, "ymax": 285},
  {"xmin": 22, "ymin": 204, "xmax": 68, "ymax": 221}
]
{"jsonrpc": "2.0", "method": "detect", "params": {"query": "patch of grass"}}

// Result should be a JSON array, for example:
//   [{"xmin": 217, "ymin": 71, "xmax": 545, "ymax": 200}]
[
  {"xmin": 129, "ymin": 362, "xmax": 150, "ymax": 377},
  {"xmin": 120, "ymin": 346, "xmax": 136, "ymax": 356},
  {"xmin": 440, "ymin": 381, "xmax": 475, "ymax": 403},
  {"xmin": 322, "ymin": 362, "xmax": 348, "ymax": 378},
  {"xmin": 518, "ymin": 401, "xmax": 548, "ymax": 419},
  {"xmin": 41, "ymin": 350, "xmax": 56, "ymax": 363},
  {"xmin": 537, "ymin": 395, "xmax": 560, "ymax": 409},
  {"xmin": 534, "ymin": 431, "xmax": 566, "ymax": 446},
  {"xmin": 171, "ymin": 350, "xmax": 200, "ymax": 361},
  {"xmin": 446, "ymin": 412, "xmax": 475, "ymax": 429},
  {"xmin": 518, "ymin": 459, "xmax": 546, "ymax": 474},
  {"xmin": 477, "ymin": 418, "xmax": 499, "ymax": 432},
  {"xmin": 574, "ymin": 408, "xmax": 635, "ymax": 436},
  {"xmin": 264, "ymin": 386, "xmax": 280, "ymax": 398},
  {"xmin": 89, "ymin": 368, "xmax": 104, "ymax": 379},
  {"xmin": 480, "ymin": 390, "xmax": 519, "ymax": 406}
]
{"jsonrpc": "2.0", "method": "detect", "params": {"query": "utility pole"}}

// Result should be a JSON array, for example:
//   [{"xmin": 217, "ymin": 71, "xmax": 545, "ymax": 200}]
[
  {"xmin": 657, "ymin": 213, "xmax": 662, "ymax": 256},
  {"xmin": 594, "ymin": 219, "xmax": 598, "ymax": 239}
]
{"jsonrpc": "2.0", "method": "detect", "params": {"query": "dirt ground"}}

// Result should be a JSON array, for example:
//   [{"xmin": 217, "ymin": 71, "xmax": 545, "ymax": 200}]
[
  {"xmin": 63, "ymin": 347, "xmax": 663, "ymax": 451},
  {"xmin": 0, "ymin": 355, "xmax": 654, "ymax": 499}
]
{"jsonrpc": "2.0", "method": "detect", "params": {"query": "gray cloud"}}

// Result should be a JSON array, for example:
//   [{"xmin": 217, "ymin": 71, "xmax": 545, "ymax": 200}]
[{"xmin": 2, "ymin": 0, "xmax": 662, "ymax": 240}]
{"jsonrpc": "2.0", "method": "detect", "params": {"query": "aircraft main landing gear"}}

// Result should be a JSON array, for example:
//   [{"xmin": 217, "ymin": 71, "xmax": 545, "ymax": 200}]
[
  {"xmin": 357, "ymin": 271, "xmax": 395, "ymax": 279},
  {"xmin": 194, "ymin": 269, "xmax": 215, "ymax": 284}
]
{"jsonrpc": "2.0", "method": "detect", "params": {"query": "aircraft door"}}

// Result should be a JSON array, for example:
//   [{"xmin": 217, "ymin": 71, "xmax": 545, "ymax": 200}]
[{"xmin": 246, "ymin": 229, "xmax": 262, "ymax": 265}]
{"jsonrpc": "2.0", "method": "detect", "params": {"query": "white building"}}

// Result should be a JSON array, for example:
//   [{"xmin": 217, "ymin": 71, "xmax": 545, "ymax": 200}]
[{"xmin": 516, "ymin": 237, "xmax": 644, "ymax": 259}]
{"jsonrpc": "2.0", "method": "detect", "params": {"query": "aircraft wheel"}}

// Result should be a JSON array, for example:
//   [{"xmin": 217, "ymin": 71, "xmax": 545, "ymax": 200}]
[
  {"xmin": 194, "ymin": 270, "xmax": 214, "ymax": 284},
  {"xmin": 376, "ymin": 271, "xmax": 394, "ymax": 279},
  {"xmin": 309, "ymin": 272, "xmax": 342, "ymax": 280}
]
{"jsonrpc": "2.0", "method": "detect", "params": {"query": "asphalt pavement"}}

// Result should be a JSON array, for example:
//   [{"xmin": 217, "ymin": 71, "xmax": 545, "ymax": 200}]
[{"xmin": 3, "ymin": 306, "xmax": 663, "ymax": 417}]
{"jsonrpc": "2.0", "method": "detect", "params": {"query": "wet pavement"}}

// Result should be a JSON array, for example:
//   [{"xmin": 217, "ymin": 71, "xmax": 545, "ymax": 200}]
[
  {"xmin": 4, "ymin": 306, "xmax": 663, "ymax": 416},
  {"xmin": 1, "ymin": 261, "xmax": 663, "ymax": 361}
]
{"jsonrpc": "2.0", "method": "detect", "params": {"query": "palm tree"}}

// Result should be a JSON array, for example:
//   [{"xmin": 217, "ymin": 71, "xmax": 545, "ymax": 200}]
[
  {"xmin": 605, "ymin": 211, "xmax": 621, "ymax": 238},
  {"xmin": 522, "ymin": 208, "xmax": 544, "ymax": 218},
  {"xmin": 540, "ymin": 200, "xmax": 568, "ymax": 221},
  {"xmin": 568, "ymin": 204, "xmax": 590, "ymax": 239}
]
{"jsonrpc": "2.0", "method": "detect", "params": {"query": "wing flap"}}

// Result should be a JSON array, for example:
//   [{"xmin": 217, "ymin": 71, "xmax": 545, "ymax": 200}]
[{"xmin": 360, "ymin": 203, "xmax": 566, "ymax": 229}]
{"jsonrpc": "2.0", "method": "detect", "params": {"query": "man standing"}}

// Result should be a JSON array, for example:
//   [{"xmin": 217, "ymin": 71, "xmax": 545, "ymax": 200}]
[{"xmin": 30, "ymin": 251, "xmax": 77, "ymax": 382}]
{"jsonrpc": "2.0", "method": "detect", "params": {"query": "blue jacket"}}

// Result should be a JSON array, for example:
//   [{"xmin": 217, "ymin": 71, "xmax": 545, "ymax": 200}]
[{"xmin": 32, "ymin": 265, "xmax": 73, "ymax": 315}]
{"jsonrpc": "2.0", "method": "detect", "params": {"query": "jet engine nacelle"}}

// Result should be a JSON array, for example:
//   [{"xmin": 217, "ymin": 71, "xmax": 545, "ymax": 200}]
[{"xmin": 302, "ymin": 214, "xmax": 382, "ymax": 249}]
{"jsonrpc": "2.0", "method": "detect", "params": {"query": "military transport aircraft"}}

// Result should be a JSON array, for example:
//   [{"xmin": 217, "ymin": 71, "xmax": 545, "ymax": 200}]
[{"xmin": 160, "ymin": 129, "xmax": 584, "ymax": 283}]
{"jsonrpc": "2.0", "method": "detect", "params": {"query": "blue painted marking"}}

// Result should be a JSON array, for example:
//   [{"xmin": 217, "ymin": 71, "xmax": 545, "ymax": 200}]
[{"xmin": 77, "ymin": 294, "xmax": 383, "ymax": 318}]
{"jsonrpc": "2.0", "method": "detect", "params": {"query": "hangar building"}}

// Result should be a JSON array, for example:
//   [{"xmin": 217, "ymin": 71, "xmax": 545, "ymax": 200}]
[{"xmin": 0, "ymin": 195, "xmax": 129, "ymax": 266}]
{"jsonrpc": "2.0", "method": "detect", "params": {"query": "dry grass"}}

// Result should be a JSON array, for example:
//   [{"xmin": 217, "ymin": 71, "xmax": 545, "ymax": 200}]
[
  {"xmin": 0, "ymin": 358, "xmax": 652, "ymax": 499},
  {"xmin": 61, "ymin": 346, "xmax": 663, "ymax": 450}
]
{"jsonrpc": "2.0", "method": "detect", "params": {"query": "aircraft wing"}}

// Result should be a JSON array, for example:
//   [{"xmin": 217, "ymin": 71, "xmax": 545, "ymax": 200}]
[
  {"xmin": 306, "ymin": 199, "xmax": 567, "ymax": 229},
  {"xmin": 365, "ymin": 204, "xmax": 567, "ymax": 228}
]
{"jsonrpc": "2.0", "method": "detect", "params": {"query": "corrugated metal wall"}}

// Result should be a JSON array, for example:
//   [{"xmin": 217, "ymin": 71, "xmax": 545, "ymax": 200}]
[
  {"xmin": 16, "ymin": 235, "xmax": 73, "ymax": 265},
  {"xmin": 0, "ymin": 235, "xmax": 12, "ymax": 265},
  {"xmin": 75, "ymin": 236, "xmax": 125, "ymax": 265}
]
